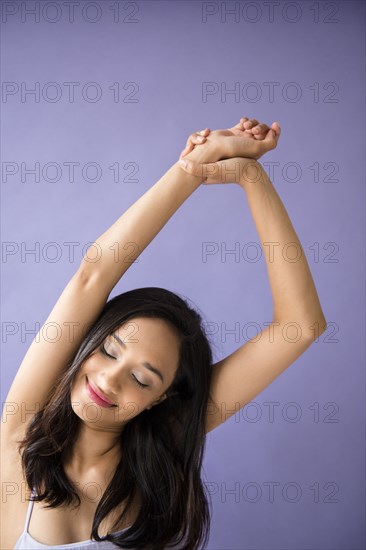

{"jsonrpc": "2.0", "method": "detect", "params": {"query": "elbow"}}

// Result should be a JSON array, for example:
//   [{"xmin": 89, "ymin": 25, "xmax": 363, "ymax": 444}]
[
  {"xmin": 313, "ymin": 305, "xmax": 328, "ymax": 335},
  {"xmin": 318, "ymin": 314, "xmax": 328, "ymax": 335},
  {"xmin": 74, "ymin": 262, "xmax": 97, "ymax": 287},
  {"xmin": 303, "ymin": 312, "xmax": 327, "ymax": 342},
  {"xmin": 273, "ymin": 311, "xmax": 328, "ymax": 341}
]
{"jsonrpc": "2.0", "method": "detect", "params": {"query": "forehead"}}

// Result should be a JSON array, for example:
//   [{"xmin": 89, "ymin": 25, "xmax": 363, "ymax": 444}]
[
  {"xmin": 116, "ymin": 316, "xmax": 179, "ymax": 341},
  {"xmin": 114, "ymin": 316, "xmax": 181, "ymax": 373}
]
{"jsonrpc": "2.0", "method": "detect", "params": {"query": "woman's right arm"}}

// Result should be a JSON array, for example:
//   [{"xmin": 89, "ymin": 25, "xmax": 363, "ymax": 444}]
[
  {"xmin": 1, "ymin": 155, "xmax": 207, "ymax": 440},
  {"xmin": 80, "ymin": 160, "xmax": 205, "ymax": 292}
]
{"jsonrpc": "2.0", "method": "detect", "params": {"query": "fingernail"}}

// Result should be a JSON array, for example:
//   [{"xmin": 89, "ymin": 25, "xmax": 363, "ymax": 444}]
[
  {"xmin": 178, "ymin": 159, "xmax": 187, "ymax": 168},
  {"xmin": 197, "ymin": 136, "xmax": 204, "ymax": 142}
]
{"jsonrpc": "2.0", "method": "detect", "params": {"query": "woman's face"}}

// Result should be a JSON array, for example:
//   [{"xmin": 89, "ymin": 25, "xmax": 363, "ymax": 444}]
[{"xmin": 70, "ymin": 316, "xmax": 181, "ymax": 430}]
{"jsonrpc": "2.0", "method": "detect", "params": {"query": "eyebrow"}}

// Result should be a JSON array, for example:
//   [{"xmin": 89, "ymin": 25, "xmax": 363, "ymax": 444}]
[{"xmin": 110, "ymin": 332, "xmax": 164, "ymax": 384}]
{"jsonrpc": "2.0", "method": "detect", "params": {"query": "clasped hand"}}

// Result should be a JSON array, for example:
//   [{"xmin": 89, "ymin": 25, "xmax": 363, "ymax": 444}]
[{"xmin": 178, "ymin": 117, "xmax": 281, "ymax": 185}]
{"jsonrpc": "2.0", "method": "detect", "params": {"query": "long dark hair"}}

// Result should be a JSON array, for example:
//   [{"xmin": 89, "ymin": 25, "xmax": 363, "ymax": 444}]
[{"xmin": 17, "ymin": 287, "xmax": 216, "ymax": 550}]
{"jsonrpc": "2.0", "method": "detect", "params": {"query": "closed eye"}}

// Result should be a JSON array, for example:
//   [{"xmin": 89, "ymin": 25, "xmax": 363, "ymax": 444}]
[
  {"xmin": 99, "ymin": 343, "xmax": 150, "ymax": 389},
  {"xmin": 132, "ymin": 376, "xmax": 149, "ymax": 389},
  {"xmin": 100, "ymin": 344, "xmax": 115, "ymax": 360}
]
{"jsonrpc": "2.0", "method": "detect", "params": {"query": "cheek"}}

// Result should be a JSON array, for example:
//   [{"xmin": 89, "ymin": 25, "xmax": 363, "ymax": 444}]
[
  {"xmin": 82, "ymin": 352, "xmax": 99, "ymax": 369},
  {"xmin": 69, "ymin": 358, "xmax": 92, "ymax": 403},
  {"xmin": 74, "ymin": 354, "xmax": 99, "ymax": 382}
]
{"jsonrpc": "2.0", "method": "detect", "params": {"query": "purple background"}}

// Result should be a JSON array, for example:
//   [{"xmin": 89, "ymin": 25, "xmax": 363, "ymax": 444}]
[{"xmin": 1, "ymin": 1, "xmax": 365, "ymax": 549}]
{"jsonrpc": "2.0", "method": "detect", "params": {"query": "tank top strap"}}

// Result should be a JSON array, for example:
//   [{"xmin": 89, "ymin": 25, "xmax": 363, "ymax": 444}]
[{"xmin": 24, "ymin": 487, "xmax": 37, "ymax": 533}]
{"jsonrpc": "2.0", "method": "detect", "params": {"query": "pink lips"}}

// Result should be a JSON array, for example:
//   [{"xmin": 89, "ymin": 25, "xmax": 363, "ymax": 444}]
[{"xmin": 86, "ymin": 378, "xmax": 115, "ymax": 408}]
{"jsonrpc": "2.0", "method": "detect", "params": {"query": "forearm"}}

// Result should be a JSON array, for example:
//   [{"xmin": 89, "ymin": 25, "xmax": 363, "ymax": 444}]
[
  {"xmin": 81, "ymin": 162, "xmax": 202, "ymax": 291},
  {"xmin": 240, "ymin": 166, "xmax": 327, "ymax": 335}
]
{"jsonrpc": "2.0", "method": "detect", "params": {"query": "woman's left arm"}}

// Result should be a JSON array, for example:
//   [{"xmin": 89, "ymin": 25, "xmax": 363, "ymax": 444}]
[
  {"xmin": 240, "ymin": 164, "xmax": 327, "ymax": 330},
  {"xmin": 200, "ymin": 161, "xmax": 327, "ymax": 435}
]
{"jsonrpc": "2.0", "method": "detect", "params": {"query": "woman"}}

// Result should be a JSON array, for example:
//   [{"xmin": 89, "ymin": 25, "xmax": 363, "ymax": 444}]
[{"xmin": 1, "ymin": 117, "xmax": 327, "ymax": 550}]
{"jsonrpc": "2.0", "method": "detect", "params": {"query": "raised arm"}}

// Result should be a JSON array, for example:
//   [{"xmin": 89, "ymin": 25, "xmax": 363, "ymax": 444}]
[
  {"xmin": 179, "ymin": 120, "xmax": 326, "ymax": 327},
  {"xmin": 178, "ymin": 121, "xmax": 327, "ymax": 434},
  {"xmin": 81, "ymin": 159, "xmax": 203, "ymax": 293},
  {"xmin": 239, "ymin": 165, "xmax": 327, "ymax": 328},
  {"xmin": 1, "ymin": 130, "xmax": 212, "ymax": 439}
]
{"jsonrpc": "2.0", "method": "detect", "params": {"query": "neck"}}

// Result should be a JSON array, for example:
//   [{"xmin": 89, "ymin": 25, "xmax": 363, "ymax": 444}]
[{"xmin": 64, "ymin": 421, "xmax": 123, "ymax": 479}]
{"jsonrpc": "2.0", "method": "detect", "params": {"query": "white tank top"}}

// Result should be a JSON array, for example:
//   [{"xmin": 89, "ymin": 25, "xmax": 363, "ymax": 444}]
[{"xmin": 13, "ymin": 488, "xmax": 129, "ymax": 549}]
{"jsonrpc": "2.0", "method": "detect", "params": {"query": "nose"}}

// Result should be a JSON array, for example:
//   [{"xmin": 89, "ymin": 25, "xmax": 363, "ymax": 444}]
[{"xmin": 98, "ymin": 360, "xmax": 125, "ymax": 398}]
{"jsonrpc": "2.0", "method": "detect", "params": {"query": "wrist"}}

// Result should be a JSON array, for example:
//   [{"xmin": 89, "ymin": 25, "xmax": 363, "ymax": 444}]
[
  {"xmin": 181, "ymin": 138, "xmax": 221, "ymax": 165},
  {"xmin": 238, "ymin": 160, "xmax": 266, "ymax": 190},
  {"xmin": 173, "ymin": 160, "xmax": 203, "ymax": 186}
]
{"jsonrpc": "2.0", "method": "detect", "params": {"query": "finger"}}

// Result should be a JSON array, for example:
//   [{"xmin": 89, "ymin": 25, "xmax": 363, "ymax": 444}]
[
  {"xmin": 191, "ymin": 134, "xmax": 207, "ymax": 144},
  {"xmin": 231, "ymin": 117, "xmax": 249, "ymax": 130},
  {"xmin": 272, "ymin": 122, "xmax": 281, "ymax": 138},
  {"xmin": 252, "ymin": 123, "xmax": 270, "ymax": 134},
  {"xmin": 183, "ymin": 135, "xmax": 193, "ymax": 151},
  {"xmin": 193, "ymin": 128, "xmax": 210, "ymax": 140},
  {"xmin": 267, "ymin": 122, "xmax": 281, "ymax": 141},
  {"xmin": 184, "ymin": 130, "xmax": 201, "ymax": 150},
  {"xmin": 262, "ymin": 123, "xmax": 281, "ymax": 149},
  {"xmin": 179, "ymin": 142, "xmax": 194, "ymax": 160},
  {"xmin": 243, "ymin": 118, "xmax": 260, "ymax": 129},
  {"xmin": 179, "ymin": 129, "xmax": 211, "ymax": 160},
  {"xmin": 186, "ymin": 134, "xmax": 209, "ymax": 154},
  {"xmin": 189, "ymin": 129, "xmax": 210, "ymax": 146},
  {"xmin": 180, "ymin": 131, "xmax": 205, "ymax": 160}
]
